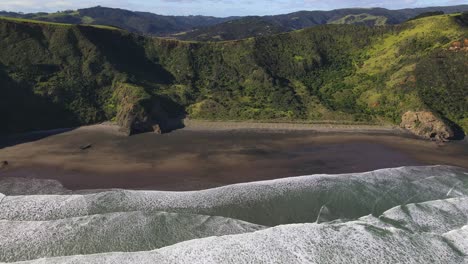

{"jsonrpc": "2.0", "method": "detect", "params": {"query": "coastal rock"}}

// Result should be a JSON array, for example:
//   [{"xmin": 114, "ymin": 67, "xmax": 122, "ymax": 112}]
[
  {"xmin": 116, "ymin": 103, "xmax": 169, "ymax": 136},
  {"xmin": 152, "ymin": 124, "xmax": 162, "ymax": 134},
  {"xmin": 116, "ymin": 105, "xmax": 154, "ymax": 136},
  {"xmin": 79, "ymin": 144, "xmax": 92, "ymax": 150},
  {"xmin": 0, "ymin": 161, "xmax": 8, "ymax": 169},
  {"xmin": 400, "ymin": 111, "xmax": 454, "ymax": 141},
  {"xmin": 113, "ymin": 83, "xmax": 167, "ymax": 136}
]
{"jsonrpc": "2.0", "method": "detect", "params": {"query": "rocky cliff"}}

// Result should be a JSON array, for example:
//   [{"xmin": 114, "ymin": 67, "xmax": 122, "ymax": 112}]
[{"xmin": 400, "ymin": 111, "xmax": 454, "ymax": 141}]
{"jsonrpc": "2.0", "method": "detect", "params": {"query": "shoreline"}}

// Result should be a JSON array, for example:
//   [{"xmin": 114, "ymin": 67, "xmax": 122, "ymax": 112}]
[
  {"xmin": 2, "ymin": 119, "xmax": 406, "ymax": 140},
  {"xmin": 182, "ymin": 119, "xmax": 404, "ymax": 134}
]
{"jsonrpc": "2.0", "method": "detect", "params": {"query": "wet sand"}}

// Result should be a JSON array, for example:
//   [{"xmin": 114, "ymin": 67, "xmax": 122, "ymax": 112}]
[{"xmin": 0, "ymin": 122, "xmax": 467, "ymax": 191}]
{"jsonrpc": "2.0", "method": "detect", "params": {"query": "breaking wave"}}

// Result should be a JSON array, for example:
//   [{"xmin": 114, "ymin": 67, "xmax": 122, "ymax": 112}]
[{"xmin": 0, "ymin": 165, "xmax": 467, "ymax": 263}]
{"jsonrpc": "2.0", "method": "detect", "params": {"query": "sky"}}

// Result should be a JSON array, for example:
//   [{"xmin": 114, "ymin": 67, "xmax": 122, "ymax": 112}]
[{"xmin": 0, "ymin": 0, "xmax": 466, "ymax": 17}]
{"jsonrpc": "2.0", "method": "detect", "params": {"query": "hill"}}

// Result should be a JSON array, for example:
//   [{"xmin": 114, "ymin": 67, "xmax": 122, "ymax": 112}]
[
  {"xmin": 176, "ymin": 5, "xmax": 468, "ymax": 41},
  {"xmin": 0, "ymin": 13, "xmax": 467, "ymax": 138},
  {"xmin": 2, "ymin": 5, "xmax": 468, "ymax": 41},
  {"xmin": 0, "ymin": 6, "xmax": 237, "ymax": 36}
]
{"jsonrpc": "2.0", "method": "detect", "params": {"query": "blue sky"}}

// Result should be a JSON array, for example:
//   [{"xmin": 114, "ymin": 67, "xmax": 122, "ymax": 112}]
[{"xmin": 0, "ymin": 0, "xmax": 466, "ymax": 17}]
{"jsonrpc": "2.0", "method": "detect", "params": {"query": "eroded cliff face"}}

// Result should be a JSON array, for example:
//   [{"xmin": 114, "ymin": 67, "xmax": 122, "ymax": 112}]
[
  {"xmin": 113, "ymin": 83, "xmax": 158, "ymax": 135},
  {"xmin": 400, "ymin": 111, "xmax": 454, "ymax": 141},
  {"xmin": 112, "ymin": 83, "xmax": 186, "ymax": 135}
]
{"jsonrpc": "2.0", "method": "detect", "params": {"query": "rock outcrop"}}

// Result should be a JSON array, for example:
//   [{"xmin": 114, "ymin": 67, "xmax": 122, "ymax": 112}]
[
  {"xmin": 400, "ymin": 111, "xmax": 454, "ymax": 141},
  {"xmin": 113, "ymin": 83, "xmax": 162, "ymax": 136},
  {"xmin": 116, "ymin": 102, "xmax": 155, "ymax": 136},
  {"xmin": 113, "ymin": 83, "xmax": 183, "ymax": 136},
  {"xmin": 116, "ymin": 100, "xmax": 169, "ymax": 136}
]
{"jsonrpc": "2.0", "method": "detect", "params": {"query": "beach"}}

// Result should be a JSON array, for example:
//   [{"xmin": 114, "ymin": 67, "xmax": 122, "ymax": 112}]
[{"xmin": 0, "ymin": 121, "xmax": 467, "ymax": 191}]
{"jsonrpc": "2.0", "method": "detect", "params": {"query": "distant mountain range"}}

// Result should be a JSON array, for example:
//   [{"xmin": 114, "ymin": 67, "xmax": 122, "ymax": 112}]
[
  {"xmin": 0, "ymin": 6, "xmax": 238, "ymax": 36},
  {"xmin": 1, "ymin": 5, "xmax": 468, "ymax": 41},
  {"xmin": 177, "ymin": 5, "xmax": 468, "ymax": 41}
]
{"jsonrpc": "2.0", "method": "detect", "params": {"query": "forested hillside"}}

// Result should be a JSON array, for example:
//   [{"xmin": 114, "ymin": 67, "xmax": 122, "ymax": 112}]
[{"xmin": 0, "ymin": 13, "xmax": 467, "ymax": 137}]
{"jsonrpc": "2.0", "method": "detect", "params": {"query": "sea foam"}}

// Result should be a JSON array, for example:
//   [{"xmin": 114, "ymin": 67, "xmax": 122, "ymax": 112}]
[
  {"xmin": 0, "ymin": 166, "xmax": 467, "ymax": 263},
  {"xmin": 8, "ymin": 196, "xmax": 468, "ymax": 264},
  {"xmin": 1, "ymin": 166, "xmax": 467, "ymax": 226},
  {"xmin": 0, "ymin": 211, "xmax": 264, "ymax": 262}
]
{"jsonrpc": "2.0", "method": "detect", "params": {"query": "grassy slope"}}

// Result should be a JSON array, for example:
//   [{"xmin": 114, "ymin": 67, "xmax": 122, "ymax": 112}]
[
  {"xmin": 347, "ymin": 14, "xmax": 468, "ymax": 131},
  {"xmin": 0, "ymin": 16, "xmax": 119, "ymax": 30},
  {"xmin": 0, "ymin": 14, "xmax": 467, "ymax": 134},
  {"xmin": 329, "ymin": 14, "xmax": 388, "ymax": 26}
]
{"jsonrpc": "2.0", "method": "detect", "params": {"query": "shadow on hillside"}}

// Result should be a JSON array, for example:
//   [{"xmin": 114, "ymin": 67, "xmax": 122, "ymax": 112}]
[
  {"xmin": 0, "ymin": 128, "xmax": 75, "ymax": 149},
  {"xmin": 153, "ymin": 95, "xmax": 187, "ymax": 134},
  {"xmin": 160, "ymin": 115, "xmax": 186, "ymax": 134},
  {"xmin": 78, "ymin": 26, "xmax": 175, "ymax": 84},
  {"xmin": 0, "ymin": 65, "xmax": 81, "ymax": 149},
  {"xmin": 449, "ymin": 122, "xmax": 466, "ymax": 141}
]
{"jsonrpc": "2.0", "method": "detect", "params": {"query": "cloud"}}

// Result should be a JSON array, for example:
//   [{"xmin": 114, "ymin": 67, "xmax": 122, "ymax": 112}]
[{"xmin": 0, "ymin": 0, "xmax": 466, "ymax": 16}]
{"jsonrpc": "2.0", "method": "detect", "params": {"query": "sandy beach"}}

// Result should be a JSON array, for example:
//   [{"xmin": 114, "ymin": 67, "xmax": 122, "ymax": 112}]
[{"xmin": 0, "ymin": 121, "xmax": 467, "ymax": 191}]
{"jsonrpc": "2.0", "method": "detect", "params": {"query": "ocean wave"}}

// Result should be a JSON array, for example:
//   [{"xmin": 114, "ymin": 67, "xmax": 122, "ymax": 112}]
[
  {"xmin": 1, "ymin": 165, "xmax": 467, "ymax": 263},
  {"xmin": 0, "ymin": 211, "xmax": 264, "ymax": 262},
  {"xmin": 1, "ymin": 166, "xmax": 467, "ymax": 226},
  {"xmin": 7, "ymin": 195, "xmax": 468, "ymax": 264}
]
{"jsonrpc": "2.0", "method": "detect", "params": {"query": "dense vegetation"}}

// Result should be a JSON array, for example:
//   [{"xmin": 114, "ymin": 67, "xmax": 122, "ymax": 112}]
[{"xmin": 0, "ymin": 13, "xmax": 467, "ymax": 135}]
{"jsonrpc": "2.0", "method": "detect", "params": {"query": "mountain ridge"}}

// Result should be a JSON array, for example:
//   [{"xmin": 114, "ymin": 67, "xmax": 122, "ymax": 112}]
[
  {"xmin": 176, "ymin": 5, "xmax": 468, "ymax": 41},
  {"xmin": 1, "ymin": 5, "xmax": 468, "ymax": 40}
]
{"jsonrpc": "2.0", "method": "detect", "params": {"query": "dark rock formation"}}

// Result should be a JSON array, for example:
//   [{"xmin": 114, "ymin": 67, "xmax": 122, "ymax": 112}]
[
  {"xmin": 400, "ymin": 111, "xmax": 454, "ymax": 141},
  {"xmin": 79, "ymin": 144, "xmax": 92, "ymax": 150},
  {"xmin": 0, "ymin": 161, "xmax": 8, "ymax": 169}
]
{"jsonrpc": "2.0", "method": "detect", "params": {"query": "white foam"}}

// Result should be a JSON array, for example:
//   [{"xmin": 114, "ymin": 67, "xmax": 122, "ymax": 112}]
[
  {"xmin": 443, "ymin": 225, "xmax": 468, "ymax": 255},
  {"xmin": 1, "ymin": 166, "xmax": 467, "ymax": 226},
  {"xmin": 370, "ymin": 197, "xmax": 468, "ymax": 234},
  {"xmin": 1, "ymin": 166, "xmax": 468, "ymax": 263},
  {"xmin": 0, "ymin": 177, "xmax": 69, "ymax": 195},
  {"xmin": 9, "ymin": 198, "xmax": 468, "ymax": 264},
  {"xmin": 0, "ymin": 210, "xmax": 264, "ymax": 262}
]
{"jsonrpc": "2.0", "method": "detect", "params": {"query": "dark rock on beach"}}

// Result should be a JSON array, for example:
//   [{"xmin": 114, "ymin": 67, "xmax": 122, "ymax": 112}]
[
  {"xmin": 0, "ymin": 161, "xmax": 8, "ymax": 169},
  {"xmin": 400, "ymin": 111, "xmax": 454, "ymax": 141}
]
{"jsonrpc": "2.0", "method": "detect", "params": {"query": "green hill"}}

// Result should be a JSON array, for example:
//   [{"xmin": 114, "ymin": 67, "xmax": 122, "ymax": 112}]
[
  {"xmin": 329, "ymin": 14, "xmax": 388, "ymax": 26},
  {"xmin": 175, "ymin": 6, "xmax": 468, "ymax": 41},
  {"xmin": 0, "ymin": 14, "xmax": 467, "ymax": 137}
]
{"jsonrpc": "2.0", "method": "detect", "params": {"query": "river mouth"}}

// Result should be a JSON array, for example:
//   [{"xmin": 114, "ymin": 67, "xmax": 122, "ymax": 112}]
[{"xmin": 1, "ymin": 124, "xmax": 467, "ymax": 192}]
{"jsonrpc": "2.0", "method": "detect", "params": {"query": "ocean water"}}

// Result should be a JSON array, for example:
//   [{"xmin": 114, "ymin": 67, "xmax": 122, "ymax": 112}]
[{"xmin": 0, "ymin": 165, "xmax": 467, "ymax": 263}]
